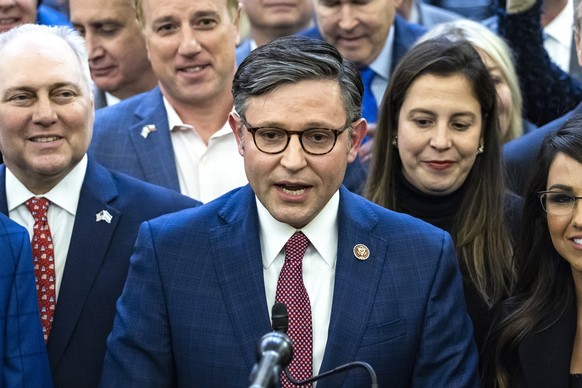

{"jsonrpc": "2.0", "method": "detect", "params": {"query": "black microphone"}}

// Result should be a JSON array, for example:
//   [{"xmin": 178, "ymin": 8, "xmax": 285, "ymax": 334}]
[
  {"xmin": 249, "ymin": 331, "xmax": 293, "ymax": 388},
  {"xmin": 271, "ymin": 303, "xmax": 378, "ymax": 388},
  {"xmin": 271, "ymin": 302, "xmax": 288, "ymax": 333},
  {"xmin": 248, "ymin": 303, "xmax": 293, "ymax": 388}
]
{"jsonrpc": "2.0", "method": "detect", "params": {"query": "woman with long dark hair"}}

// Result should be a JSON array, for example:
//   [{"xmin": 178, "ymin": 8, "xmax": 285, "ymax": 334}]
[
  {"xmin": 365, "ymin": 38, "xmax": 519, "ymax": 353},
  {"xmin": 484, "ymin": 117, "xmax": 582, "ymax": 387}
]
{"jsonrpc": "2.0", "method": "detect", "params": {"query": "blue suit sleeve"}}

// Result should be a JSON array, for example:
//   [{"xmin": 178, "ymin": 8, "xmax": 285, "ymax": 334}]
[
  {"xmin": 411, "ymin": 232, "xmax": 480, "ymax": 387},
  {"xmin": 100, "ymin": 221, "xmax": 176, "ymax": 387},
  {"xmin": 2, "ymin": 224, "xmax": 52, "ymax": 388}
]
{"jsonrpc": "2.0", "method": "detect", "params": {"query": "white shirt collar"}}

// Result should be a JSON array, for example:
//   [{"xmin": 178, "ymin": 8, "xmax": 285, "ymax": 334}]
[
  {"xmin": 6, "ymin": 154, "xmax": 87, "ymax": 215},
  {"xmin": 104, "ymin": 91, "xmax": 121, "ymax": 107},
  {"xmin": 256, "ymin": 190, "xmax": 340, "ymax": 269},
  {"xmin": 249, "ymin": 39, "xmax": 258, "ymax": 52},
  {"xmin": 162, "ymin": 96, "xmax": 234, "ymax": 138},
  {"xmin": 544, "ymin": 0, "xmax": 573, "ymax": 46},
  {"xmin": 369, "ymin": 24, "xmax": 394, "ymax": 80}
]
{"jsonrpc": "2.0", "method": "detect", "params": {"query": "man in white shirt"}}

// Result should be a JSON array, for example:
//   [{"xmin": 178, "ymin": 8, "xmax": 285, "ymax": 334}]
[
  {"xmin": 101, "ymin": 35, "xmax": 479, "ymax": 387},
  {"xmin": 89, "ymin": 0, "xmax": 248, "ymax": 203}
]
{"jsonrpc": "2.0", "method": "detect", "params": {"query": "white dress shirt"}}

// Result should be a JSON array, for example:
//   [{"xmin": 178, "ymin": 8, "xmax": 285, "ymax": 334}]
[
  {"xmin": 258, "ymin": 191, "xmax": 339, "ymax": 377},
  {"xmin": 104, "ymin": 91, "xmax": 121, "ymax": 107},
  {"xmin": 544, "ymin": 0, "xmax": 574, "ymax": 73},
  {"xmin": 369, "ymin": 26, "xmax": 395, "ymax": 112},
  {"xmin": 6, "ymin": 155, "xmax": 87, "ymax": 300},
  {"xmin": 164, "ymin": 98, "xmax": 248, "ymax": 203}
]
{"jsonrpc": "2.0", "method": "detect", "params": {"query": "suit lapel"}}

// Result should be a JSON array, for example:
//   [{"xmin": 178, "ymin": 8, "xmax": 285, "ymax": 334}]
[
  {"xmin": 47, "ymin": 160, "xmax": 121, "ymax": 367},
  {"xmin": 319, "ymin": 188, "xmax": 386, "ymax": 386},
  {"xmin": 519, "ymin": 302, "xmax": 576, "ymax": 388},
  {"xmin": 128, "ymin": 87, "xmax": 180, "ymax": 191},
  {"xmin": 0, "ymin": 167, "xmax": 8, "ymax": 215},
  {"xmin": 211, "ymin": 185, "xmax": 272, "ymax": 370}
]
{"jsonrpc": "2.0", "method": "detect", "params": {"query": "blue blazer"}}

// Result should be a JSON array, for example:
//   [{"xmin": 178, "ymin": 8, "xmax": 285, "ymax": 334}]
[
  {"xmin": 299, "ymin": 15, "xmax": 426, "ymax": 75},
  {"xmin": 503, "ymin": 102, "xmax": 582, "ymax": 196},
  {"xmin": 101, "ymin": 185, "xmax": 479, "ymax": 387},
  {"xmin": 89, "ymin": 86, "xmax": 369, "ymax": 195},
  {"xmin": 0, "ymin": 160, "xmax": 200, "ymax": 388},
  {"xmin": 0, "ymin": 213, "xmax": 52, "ymax": 387}
]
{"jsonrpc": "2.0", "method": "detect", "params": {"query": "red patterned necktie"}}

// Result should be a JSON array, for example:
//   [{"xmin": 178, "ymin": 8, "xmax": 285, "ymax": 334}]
[
  {"xmin": 25, "ymin": 197, "xmax": 56, "ymax": 342},
  {"xmin": 276, "ymin": 231, "xmax": 312, "ymax": 387}
]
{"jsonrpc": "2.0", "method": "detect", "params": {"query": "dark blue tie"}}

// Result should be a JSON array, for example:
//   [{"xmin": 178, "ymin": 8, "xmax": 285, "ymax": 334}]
[{"xmin": 359, "ymin": 66, "xmax": 378, "ymax": 124}]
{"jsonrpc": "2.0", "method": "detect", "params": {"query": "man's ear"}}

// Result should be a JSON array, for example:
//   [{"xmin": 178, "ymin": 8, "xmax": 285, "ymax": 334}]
[
  {"xmin": 348, "ymin": 118, "xmax": 367, "ymax": 163},
  {"xmin": 229, "ymin": 113, "xmax": 245, "ymax": 156}
]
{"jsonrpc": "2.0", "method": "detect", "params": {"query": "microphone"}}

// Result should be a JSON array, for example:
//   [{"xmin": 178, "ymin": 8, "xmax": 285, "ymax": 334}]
[
  {"xmin": 271, "ymin": 302, "xmax": 288, "ymax": 333},
  {"xmin": 248, "ymin": 304, "xmax": 294, "ymax": 388},
  {"xmin": 271, "ymin": 303, "xmax": 378, "ymax": 388}
]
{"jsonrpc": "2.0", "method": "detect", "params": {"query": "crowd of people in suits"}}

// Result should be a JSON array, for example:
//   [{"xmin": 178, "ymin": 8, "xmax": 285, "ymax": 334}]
[{"xmin": 0, "ymin": 0, "xmax": 582, "ymax": 387}]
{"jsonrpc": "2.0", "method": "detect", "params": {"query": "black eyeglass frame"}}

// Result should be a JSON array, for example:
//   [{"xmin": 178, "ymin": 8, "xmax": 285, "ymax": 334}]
[
  {"xmin": 239, "ymin": 116, "xmax": 351, "ymax": 155},
  {"xmin": 538, "ymin": 190, "xmax": 582, "ymax": 214}
]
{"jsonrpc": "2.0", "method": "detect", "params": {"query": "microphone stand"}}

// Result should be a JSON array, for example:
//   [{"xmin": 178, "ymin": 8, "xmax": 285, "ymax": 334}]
[{"xmin": 283, "ymin": 362, "xmax": 378, "ymax": 388}]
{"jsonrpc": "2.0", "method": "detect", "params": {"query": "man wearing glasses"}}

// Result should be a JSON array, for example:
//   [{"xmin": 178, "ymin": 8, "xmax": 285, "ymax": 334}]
[{"xmin": 101, "ymin": 36, "xmax": 479, "ymax": 387}]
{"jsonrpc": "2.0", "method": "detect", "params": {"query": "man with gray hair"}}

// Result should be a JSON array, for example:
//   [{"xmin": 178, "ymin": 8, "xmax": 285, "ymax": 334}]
[
  {"xmin": 101, "ymin": 35, "xmax": 479, "ymax": 387},
  {"xmin": 0, "ymin": 24, "xmax": 199, "ymax": 387}
]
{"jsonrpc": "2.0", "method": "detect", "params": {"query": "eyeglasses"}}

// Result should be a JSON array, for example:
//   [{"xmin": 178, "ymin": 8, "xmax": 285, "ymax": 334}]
[
  {"xmin": 240, "ymin": 116, "xmax": 350, "ymax": 155},
  {"xmin": 539, "ymin": 191, "xmax": 582, "ymax": 216}
]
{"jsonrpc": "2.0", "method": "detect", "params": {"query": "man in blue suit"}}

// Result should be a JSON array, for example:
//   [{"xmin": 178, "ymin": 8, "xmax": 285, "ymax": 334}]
[
  {"xmin": 301, "ymin": 0, "xmax": 426, "ymax": 164},
  {"xmin": 0, "ymin": 25, "xmax": 200, "ymax": 388},
  {"xmin": 89, "ymin": 0, "xmax": 248, "ymax": 203},
  {"xmin": 90, "ymin": 0, "xmax": 369, "ymax": 198},
  {"xmin": 302, "ymin": 0, "xmax": 426, "ymax": 124},
  {"xmin": 101, "ymin": 36, "xmax": 479, "ymax": 387},
  {"xmin": 0, "ymin": 213, "xmax": 52, "ymax": 387}
]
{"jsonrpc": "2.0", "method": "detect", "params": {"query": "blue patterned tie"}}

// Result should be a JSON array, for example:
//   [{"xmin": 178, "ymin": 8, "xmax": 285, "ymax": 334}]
[{"xmin": 359, "ymin": 66, "xmax": 378, "ymax": 124}]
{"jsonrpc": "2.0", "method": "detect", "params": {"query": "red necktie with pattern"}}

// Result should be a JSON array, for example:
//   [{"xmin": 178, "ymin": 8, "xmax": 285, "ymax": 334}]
[
  {"xmin": 26, "ymin": 197, "xmax": 56, "ymax": 342},
  {"xmin": 276, "ymin": 231, "xmax": 312, "ymax": 387}
]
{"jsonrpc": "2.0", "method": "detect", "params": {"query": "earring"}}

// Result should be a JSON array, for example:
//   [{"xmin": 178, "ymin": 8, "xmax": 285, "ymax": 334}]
[
  {"xmin": 477, "ymin": 143, "xmax": 484, "ymax": 154},
  {"xmin": 392, "ymin": 136, "xmax": 398, "ymax": 148}
]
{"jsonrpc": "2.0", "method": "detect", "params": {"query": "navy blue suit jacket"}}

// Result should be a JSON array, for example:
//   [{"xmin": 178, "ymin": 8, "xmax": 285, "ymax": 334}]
[
  {"xmin": 503, "ymin": 103, "xmax": 582, "ymax": 196},
  {"xmin": 101, "ymin": 185, "xmax": 479, "ymax": 387},
  {"xmin": 89, "ymin": 87, "xmax": 368, "ymax": 195},
  {"xmin": 0, "ymin": 160, "xmax": 200, "ymax": 388},
  {"xmin": 0, "ymin": 213, "xmax": 52, "ymax": 387}
]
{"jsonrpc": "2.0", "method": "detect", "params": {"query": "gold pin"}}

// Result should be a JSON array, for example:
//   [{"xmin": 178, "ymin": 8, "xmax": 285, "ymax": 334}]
[{"xmin": 353, "ymin": 244, "xmax": 370, "ymax": 261}]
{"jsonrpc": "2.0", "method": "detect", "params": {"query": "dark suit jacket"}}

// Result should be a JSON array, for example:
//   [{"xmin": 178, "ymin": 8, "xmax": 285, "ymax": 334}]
[
  {"xmin": 300, "ymin": 15, "xmax": 426, "ymax": 75},
  {"xmin": 89, "ymin": 86, "xmax": 369, "ymax": 195},
  {"xmin": 0, "ymin": 160, "xmax": 200, "ymax": 388},
  {"xmin": 515, "ymin": 302, "xmax": 575, "ymax": 388},
  {"xmin": 503, "ymin": 102, "xmax": 582, "ymax": 196},
  {"xmin": 0, "ymin": 213, "xmax": 52, "ymax": 387},
  {"xmin": 93, "ymin": 88, "xmax": 108, "ymax": 111},
  {"xmin": 101, "ymin": 185, "xmax": 480, "ymax": 387}
]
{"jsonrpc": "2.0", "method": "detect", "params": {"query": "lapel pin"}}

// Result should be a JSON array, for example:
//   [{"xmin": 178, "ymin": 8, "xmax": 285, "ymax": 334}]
[
  {"xmin": 141, "ymin": 124, "xmax": 157, "ymax": 139},
  {"xmin": 96, "ymin": 210, "xmax": 113, "ymax": 224},
  {"xmin": 353, "ymin": 244, "xmax": 370, "ymax": 261}
]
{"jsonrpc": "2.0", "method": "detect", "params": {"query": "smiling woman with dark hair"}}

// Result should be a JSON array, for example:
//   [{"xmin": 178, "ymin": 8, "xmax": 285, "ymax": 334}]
[
  {"xmin": 484, "ymin": 116, "xmax": 582, "ymax": 388},
  {"xmin": 365, "ymin": 37, "xmax": 521, "ymax": 356}
]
